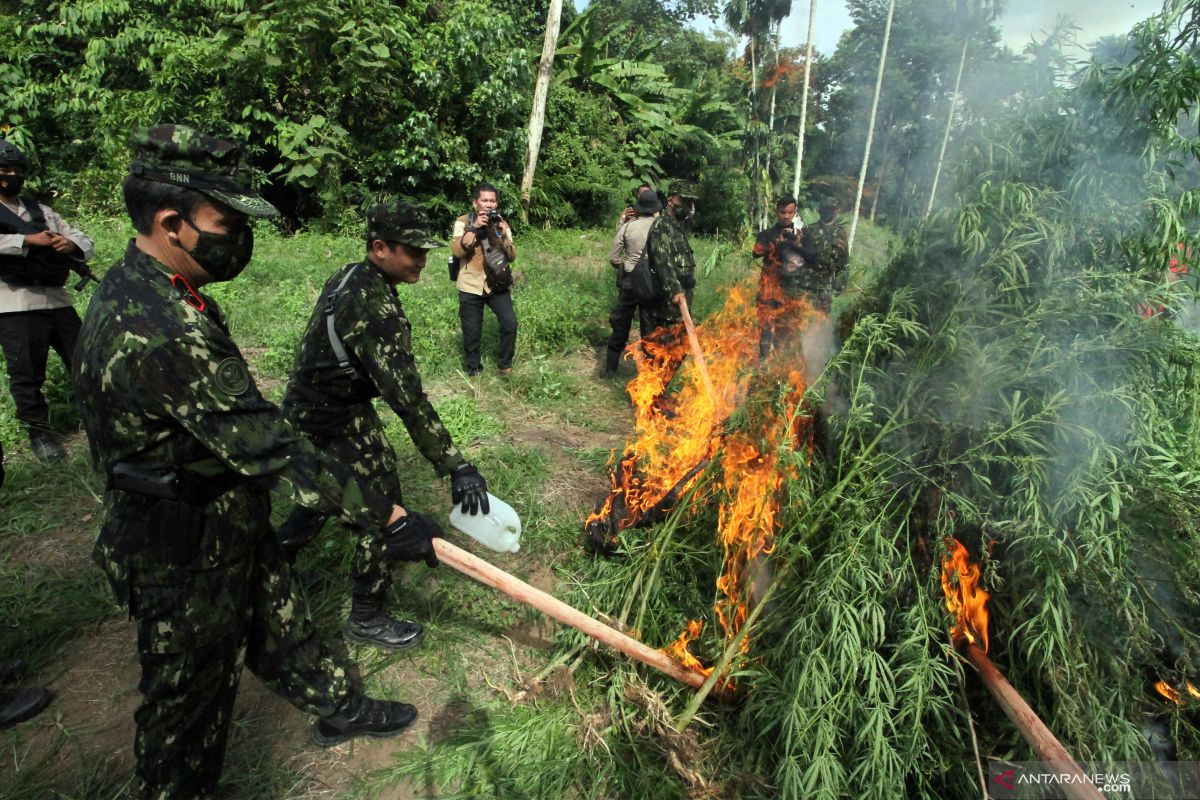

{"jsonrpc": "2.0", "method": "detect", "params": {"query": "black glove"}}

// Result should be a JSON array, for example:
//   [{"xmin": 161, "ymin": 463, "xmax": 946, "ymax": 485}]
[
  {"xmin": 450, "ymin": 462, "xmax": 490, "ymax": 516},
  {"xmin": 382, "ymin": 512, "xmax": 441, "ymax": 567}
]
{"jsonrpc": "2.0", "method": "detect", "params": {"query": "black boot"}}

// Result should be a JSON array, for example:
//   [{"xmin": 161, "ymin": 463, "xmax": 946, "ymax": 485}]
[
  {"xmin": 0, "ymin": 687, "xmax": 52, "ymax": 729},
  {"xmin": 311, "ymin": 693, "xmax": 417, "ymax": 747},
  {"xmin": 344, "ymin": 599, "xmax": 424, "ymax": 651},
  {"xmin": 28, "ymin": 429, "xmax": 65, "ymax": 463}
]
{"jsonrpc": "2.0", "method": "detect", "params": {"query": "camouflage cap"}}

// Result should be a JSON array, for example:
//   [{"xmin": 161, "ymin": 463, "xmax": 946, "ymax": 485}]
[
  {"xmin": 367, "ymin": 200, "xmax": 444, "ymax": 250},
  {"xmin": 129, "ymin": 124, "xmax": 279, "ymax": 218},
  {"xmin": 667, "ymin": 180, "xmax": 700, "ymax": 200}
]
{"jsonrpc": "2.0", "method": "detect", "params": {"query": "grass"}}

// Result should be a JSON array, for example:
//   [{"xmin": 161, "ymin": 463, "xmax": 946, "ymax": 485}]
[{"xmin": 1, "ymin": 214, "xmax": 897, "ymax": 798}]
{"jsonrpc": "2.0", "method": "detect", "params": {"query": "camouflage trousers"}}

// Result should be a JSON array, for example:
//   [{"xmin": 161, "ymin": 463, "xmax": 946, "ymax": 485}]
[
  {"xmin": 278, "ymin": 421, "xmax": 403, "ymax": 604},
  {"xmin": 95, "ymin": 488, "xmax": 359, "ymax": 799}
]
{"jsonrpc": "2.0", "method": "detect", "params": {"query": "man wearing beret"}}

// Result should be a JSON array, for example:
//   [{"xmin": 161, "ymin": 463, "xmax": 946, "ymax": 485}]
[
  {"xmin": 278, "ymin": 200, "xmax": 489, "ymax": 650},
  {"xmin": 73, "ymin": 124, "xmax": 444, "ymax": 799}
]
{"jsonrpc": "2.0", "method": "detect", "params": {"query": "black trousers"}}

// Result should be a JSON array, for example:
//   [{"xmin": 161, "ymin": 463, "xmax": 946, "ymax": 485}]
[
  {"xmin": 0, "ymin": 306, "xmax": 81, "ymax": 430},
  {"xmin": 605, "ymin": 274, "xmax": 653, "ymax": 372},
  {"xmin": 458, "ymin": 290, "xmax": 517, "ymax": 371}
]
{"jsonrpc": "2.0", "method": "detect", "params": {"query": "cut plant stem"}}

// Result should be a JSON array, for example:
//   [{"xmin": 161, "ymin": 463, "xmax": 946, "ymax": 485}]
[
  {"xmin": 963, "ymin": 643, "xmax": 1104, "ymax": 800},
  {"xmin": 434, "ymin": 538, "xmax": 719, "ymax": 693},
  {"xmin": 634, "ymin": 503, "xmax": 688, "ymax": 635}
]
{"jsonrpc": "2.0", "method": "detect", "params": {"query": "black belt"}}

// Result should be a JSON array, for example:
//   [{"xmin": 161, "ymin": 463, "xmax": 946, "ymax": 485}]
[{"xmin": 108, "ymin": 463, "xmax": 248, "ymax": 506}]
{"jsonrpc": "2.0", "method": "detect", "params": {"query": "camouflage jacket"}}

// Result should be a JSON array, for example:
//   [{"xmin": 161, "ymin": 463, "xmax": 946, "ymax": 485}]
[
  {"xmin": 646, "ymin": 214, "xmax": 696, "ymax": 298},
  {"xmin": 75, "ymin": 243, "xmax": 394, "ymax": 560},
  {"xmin": 799, "ymin": 219, "xmax": 850, "ymax": 294},
  {"xmin": 281, "ymin": 261, "xmax": 465, "ymax": 476}
]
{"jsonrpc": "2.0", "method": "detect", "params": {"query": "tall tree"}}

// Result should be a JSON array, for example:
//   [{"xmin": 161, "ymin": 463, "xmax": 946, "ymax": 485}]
[
  {"xmin": 760, "ymin": 0, "xmax": 793, "ymax": 223},
  {"xmin": 520, "ymin": 0, "xmax": 565, "ymax": 219},
  {"xmin": 791, "ymin": 0, "xmax": 818, "ymax": 198},
  {"xmin": 848, "ymin": 0, "xmax": 896, "ymax": 253},
  {"xmin": 925, "ymin": 0, "xmax": 1004, "ymax": 214}
]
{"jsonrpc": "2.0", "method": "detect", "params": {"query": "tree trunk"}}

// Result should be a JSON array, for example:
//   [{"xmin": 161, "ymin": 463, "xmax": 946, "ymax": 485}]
[
  {"xmin": 750, "ymin": 36, "xmax": 762, "ymax": 228},
  {"xmin": 763, "ymin": 23, "xmax": 782, "ymax": 226},
  {"xmin": 848, "ymin": 0, "xmax": 896, "ymax": 255},
  {"xmin": 869, "ymin": 159, "xmax": 886, "ymax": 221},
  {"xmin": 519, "ymin": 0, "xmax": 564, "ymax": 221},
  {"xmin": 869, "ymin": 121, "xmax": 894, "ymax": 222},
  {"xmin": 926, "ymin": 36, "xmax": 969, "ymax": 215},
  {"xmin": 792, "ymin": 0, "xmax": 818, "ymax": 199}
]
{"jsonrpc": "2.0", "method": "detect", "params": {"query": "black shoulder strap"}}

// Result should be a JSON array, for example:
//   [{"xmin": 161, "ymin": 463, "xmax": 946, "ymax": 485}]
[
  {"xmin": 0, "ymin": 200, "xmax": 37, "ymax": 236},
  {"xmin": 21, "ymin": 197, "xmax": 47, "ymax": 229},
  {"xmin": 325, "ymin": 263, "xmax": 362, "ymax": 379}
]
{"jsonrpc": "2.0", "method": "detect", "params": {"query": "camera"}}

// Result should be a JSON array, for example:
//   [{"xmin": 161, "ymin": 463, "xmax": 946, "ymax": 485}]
[{"xmin": 483, "ymin": 208, "xmax": 504, "ymax": 227}]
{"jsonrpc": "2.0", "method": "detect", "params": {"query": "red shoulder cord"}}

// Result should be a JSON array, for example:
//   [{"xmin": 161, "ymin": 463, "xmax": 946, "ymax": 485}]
[{"xmin": 170, "ymin": 273, "xmax": 206, "ymax": 313}]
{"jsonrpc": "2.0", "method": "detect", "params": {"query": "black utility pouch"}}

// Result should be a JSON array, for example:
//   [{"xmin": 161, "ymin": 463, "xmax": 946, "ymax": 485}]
[{"xmin": 145, "ymin": 499, "xmax": 207, "ymax": 564}]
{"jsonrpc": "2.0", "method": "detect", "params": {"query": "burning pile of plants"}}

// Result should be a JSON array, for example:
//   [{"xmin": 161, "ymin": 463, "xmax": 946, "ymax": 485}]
[{"xmin": 380, "ymin": 5, "xmax": 1200, "ymax": 798}]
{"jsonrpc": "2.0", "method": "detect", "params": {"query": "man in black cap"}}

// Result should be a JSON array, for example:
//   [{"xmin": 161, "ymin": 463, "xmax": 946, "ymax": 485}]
[
  {"xmin": 278, "ymin": 199, "xmax": 490, "ymax": 650},
  {"xmin": 73, "ymin": 124, "xmax": 443, "ymax": 798},
  {"xmin": 0, "ymin": 139, "xmax": 94, "ymax": 462},
  {"xmin": 603, "ymin": 187, "xmax": 662, "ymax": 376}
]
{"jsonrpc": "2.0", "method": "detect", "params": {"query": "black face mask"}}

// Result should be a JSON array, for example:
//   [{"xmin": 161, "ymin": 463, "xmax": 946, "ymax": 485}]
[
  {"xmin": 179, "ymin": 215, "xmax": 254, "ymax": 282},
  {"xmin": 0, "ymin": 174, "xmax": 25, "ymax": 198}
]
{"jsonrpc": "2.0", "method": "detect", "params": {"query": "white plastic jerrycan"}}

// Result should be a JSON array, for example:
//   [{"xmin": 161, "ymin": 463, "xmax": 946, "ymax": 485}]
[{"xmin": 448, "ymin": 492, "xmax": 522, "ymax": 553}]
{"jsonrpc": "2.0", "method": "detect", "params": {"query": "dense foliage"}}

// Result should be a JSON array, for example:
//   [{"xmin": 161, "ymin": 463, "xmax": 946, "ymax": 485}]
[{"xmin": 1, "ymin": 0, "xmax": 1040, "ymax": 235}]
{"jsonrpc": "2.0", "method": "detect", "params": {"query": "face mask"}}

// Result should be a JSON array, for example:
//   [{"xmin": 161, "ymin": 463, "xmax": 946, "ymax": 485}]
[
  {"xmin": 179, "ymin": 215, "xmax": 254, "ymax": 282},
  {"xmin": 0, "ymin": 174, "xmax": 25, "ymax": 197}
]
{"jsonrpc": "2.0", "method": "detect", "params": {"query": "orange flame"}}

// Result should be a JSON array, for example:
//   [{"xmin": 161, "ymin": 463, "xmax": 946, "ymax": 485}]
[
  {"xmin": 587, "ymin": 279, "xmax": 823, "ymax": 677},
  {"xmin": 586, "ymin": 284, "xmax": 762, "ymax": 534},
  {"xmin": 1156, "ymin": 681, "xmax": 1182, "ymax": 704},
  {"xmin": 1154, "ymin": 680, "xmax": 1200, "ymax": 704},
  {"xmin": 940, "ymin": 537, "xmax": 991, "ymax": 652},
  {"xmin": 663, "ymin": 619, "xmax": 715, "ymax": 678}
]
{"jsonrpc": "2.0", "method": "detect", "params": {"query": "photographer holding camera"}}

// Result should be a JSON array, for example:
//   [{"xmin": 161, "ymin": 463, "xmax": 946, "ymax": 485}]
[
  {"xmin": 751, "ymin": 194, "xmax": 808, "ymax": 359},
  {"xmin": 451, "ymin": 182, "xmax": 517, "ymax": 376}
]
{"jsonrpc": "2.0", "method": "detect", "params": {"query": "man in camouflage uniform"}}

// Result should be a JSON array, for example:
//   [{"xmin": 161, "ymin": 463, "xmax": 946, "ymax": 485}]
[
  {"xmin": 639, "ymin": 181, "xmax": 699, "ymax": 373},
  {"xmin": 644, "ymin": 181, "xmax": 699, "ymax": 332},
  {"xmin": 73, "ymin": 125, "xmax": 444, "ymax": 799},
  {"xmin": 278, "ymin": 199, "xmax": 489, "ymax": 650},
  {"xmin": 798, "ymin": 202, "xmax": 849, "ymax": 311}
]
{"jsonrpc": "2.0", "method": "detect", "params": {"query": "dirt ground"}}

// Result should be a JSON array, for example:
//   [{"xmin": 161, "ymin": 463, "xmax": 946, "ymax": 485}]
[{"xmin": 0, "ymin": 359, "xmax": 634, "ymax": 799}]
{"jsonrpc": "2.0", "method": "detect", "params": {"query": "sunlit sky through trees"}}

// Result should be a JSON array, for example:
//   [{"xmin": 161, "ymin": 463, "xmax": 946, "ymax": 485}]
[{"xmin": 670, "ymin": 0, "xmax": 1166, "ymax": 58}]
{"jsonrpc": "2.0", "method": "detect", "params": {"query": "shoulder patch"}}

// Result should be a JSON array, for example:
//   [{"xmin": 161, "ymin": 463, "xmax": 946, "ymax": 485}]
[{"xmin": 214, "ymin": 357, "xmax": 252, "ymax": 395}]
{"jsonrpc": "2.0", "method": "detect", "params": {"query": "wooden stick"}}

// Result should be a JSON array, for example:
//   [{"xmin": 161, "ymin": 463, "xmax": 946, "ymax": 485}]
[
  {"xmin": 964, "ymin": 644, "xmax": 1104, "ymax": 800},
  {"xmin": 677, "ymin": 296, "xmax": 716, "ymax": 403},
  {"xmin": 433, "ymin": 538, "xmax": 713, "ymax": 692}
]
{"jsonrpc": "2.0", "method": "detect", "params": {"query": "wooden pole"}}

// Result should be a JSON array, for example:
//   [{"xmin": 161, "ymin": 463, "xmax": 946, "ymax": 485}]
[
  {"xmin": 964, "ymin": 644, "xmax": 1104, "ymax": 800},
  {"xmin": 677, "ymin": 296, "xmax": 716, "ymax": 403},
  {"xmin": 433, "ymin": 538, "xmax": 714, "ymax": 692}
]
